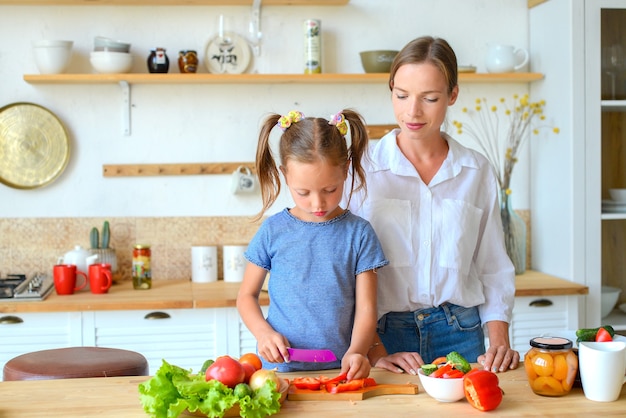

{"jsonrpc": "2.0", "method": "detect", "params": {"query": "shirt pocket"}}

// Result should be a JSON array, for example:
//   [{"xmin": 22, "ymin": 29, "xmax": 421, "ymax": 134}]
[
  {"xmin": 366, "ymin": 199, "xmax": 412, "ymax": 268},
  {"xmin": 439, "ymin": 199, "xmax": 483, "ymax": 274}
]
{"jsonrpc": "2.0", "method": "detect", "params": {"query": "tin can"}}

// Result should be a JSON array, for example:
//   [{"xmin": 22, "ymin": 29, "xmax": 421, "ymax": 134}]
[
  {"xmin": 132, "ymin": 244, "xmax": 152, "ymax": 289},
  {"xmin": 303, "ymin": 19, "xmax": 321, "ymax": 74}
]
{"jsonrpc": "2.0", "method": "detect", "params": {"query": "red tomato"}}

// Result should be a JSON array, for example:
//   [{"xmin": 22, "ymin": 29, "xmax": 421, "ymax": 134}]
[
  {"xmin": 205, "ymin": 355, "xmax": 245, "ymax": 388},
  {"xmin": 463, "ymin": 369, "xmax": 503, "ymax": 411},
  {"xmin": 595, "ymin": 327, "xmax": 613, "ymax": 342},
  {"xmin": 241, "ymin": 362, "xmax": 256, "ymax": 383}
]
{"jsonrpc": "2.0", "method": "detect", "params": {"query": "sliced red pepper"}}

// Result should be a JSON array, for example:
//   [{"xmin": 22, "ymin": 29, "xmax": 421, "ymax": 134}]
[
  {"xmin": 463, "ymin": 369, "xmax": 503, "ymax": 411},
  {"xmin": 442, "ymin": 369, "xmax": 465, "ymax": 379},
  {"xmin": 292, "ymin": 376, "xmax": 322, "ymax": 390},
  {"xmin": 327, "ymin": 377, "xmax": 377, "ymax": 394},
  {"xmin": 319, "ymin": 372, "xmax": 348, "ymax": 385},
  {"xmin": 429, "ymin": 363, "xmax": 453, "ymax": 378}
]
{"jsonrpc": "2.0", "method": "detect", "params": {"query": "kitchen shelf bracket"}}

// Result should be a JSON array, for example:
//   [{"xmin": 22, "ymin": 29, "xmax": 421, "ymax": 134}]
[{"xmin": 119, "ymin": 80, "xmax": 131, "ymax": 136}]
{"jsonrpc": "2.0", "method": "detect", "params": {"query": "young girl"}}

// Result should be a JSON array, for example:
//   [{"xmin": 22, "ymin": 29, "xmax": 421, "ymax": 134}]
[{"xmin": 237, "ymin": 109, "xmax": 388, "ymax": 380}]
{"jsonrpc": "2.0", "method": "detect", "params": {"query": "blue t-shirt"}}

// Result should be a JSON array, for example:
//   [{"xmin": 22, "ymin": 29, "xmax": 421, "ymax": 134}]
[{"xmin": 245, "ymin": 208, "xmax": 388, "ymax": 372}]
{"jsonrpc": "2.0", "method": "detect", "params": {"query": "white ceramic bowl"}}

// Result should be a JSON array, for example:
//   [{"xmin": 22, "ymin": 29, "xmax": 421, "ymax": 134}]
[
  {"xmin": 90, "ymin": 51, "xmax": 133, "ymax": 74},
  {"xmin": 417, "ymin": 369, "xmax": 465, "ymax": 402},
  {"xmin": 94, "ymin": 36, "xmax": 131, "ymax": 53},
  {"xmin": 601, "ymin": 285, "xmax": 621, "ymax": 318},
  {"xmin": 32, "ymin": 40, "xmax": 73, "ymax": 74},
  {"xmin": 609, "ymin": 188, "xmax": 626, "ymax": 202}
]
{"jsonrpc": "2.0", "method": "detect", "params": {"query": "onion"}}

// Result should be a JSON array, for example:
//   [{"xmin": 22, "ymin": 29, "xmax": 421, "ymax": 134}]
[{"xmin": 248, "ymin": 368, "xmax": 281, "ymax": 391}]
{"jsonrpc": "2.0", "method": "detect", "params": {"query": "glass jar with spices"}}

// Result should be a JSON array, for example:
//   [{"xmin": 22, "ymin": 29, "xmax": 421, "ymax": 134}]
[
  {"xmin": 132, "ymin": 244, "xmax": 152, "ymax": 289},
  {"xmin": 525, "ymin": 336, "xmax": 578, "ymax": 397}
]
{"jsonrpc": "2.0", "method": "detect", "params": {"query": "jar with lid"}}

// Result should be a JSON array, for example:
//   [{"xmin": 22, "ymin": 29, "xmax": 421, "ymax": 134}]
[
  {"xmin": 525, "ymin": 336, "xmax": 578, "ymax": 396},
  {"xmin": 147, "ymin": 48, "xmax": 169, "ymax": 73},
  {"xmin": 132, "ymin": 244, "xmax": 152, "ymax": 289}
]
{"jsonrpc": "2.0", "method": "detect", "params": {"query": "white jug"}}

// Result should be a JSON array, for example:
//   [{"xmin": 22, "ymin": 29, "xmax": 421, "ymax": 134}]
[
  {"xmin": 485, "ymin": 44, "xmax": 529, "ymax": 73},
  {"xmin": 58, "ymin": 245, "xmax": 98, "ymax": 274}
]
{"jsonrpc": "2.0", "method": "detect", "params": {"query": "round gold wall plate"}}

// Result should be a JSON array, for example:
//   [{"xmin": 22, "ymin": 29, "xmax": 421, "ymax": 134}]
[{"xmin": 0, "ymin": 102, "xmax": 70, "ymax": 189}]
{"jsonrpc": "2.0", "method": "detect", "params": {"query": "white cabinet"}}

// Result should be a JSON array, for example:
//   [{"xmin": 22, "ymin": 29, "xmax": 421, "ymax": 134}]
[
  {"xmin": 83, "ymin": 309, "xmax": 225, "ymax": 375},
  {"xmin": 510, "ymin": 296, "xmax": 571, "ymax": 359},
  {"xmin": 529, "ymin": 0, "xmax": 626, "ymax": 329},
  {"xmin": 0, "ymin": 312, "xmax": 82, "ymax": 380}
]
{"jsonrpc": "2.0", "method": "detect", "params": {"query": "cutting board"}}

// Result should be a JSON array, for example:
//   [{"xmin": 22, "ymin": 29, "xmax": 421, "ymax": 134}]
[{"xmin": 287, "ymin": 383, "xmax": 419, "ymax": 401}]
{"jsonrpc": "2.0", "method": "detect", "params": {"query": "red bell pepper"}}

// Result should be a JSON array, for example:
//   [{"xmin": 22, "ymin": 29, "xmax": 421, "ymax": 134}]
[
  {"xmin": 429, "ymin": 363, "xmax": 453, "ymax": 378},
  {"xmin": 319, "ymin": 372, "xmax": 348, "ymax": 385},
  {"xmin": 327, "ymin": 377, "xmax": 377, "ymax": 394},
  {"xmin": 463, "ymin": 369, "xmax": 503, "ymax": 411},
  {"xmin": 292, "ymin": 376, "xmax": 322, "ymax": 391}
]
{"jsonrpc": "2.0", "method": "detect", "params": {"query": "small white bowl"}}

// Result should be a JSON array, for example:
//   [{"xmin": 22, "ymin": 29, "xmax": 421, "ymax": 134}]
[
  {"xmin": 32, "ymin": 40, "xmax": 73, "ymax": 74},
  {"xmin": 417, "ymin": 368, "xmax": 465, "ymax": 402},
  {"xmin": 601, "ymin": 285, "xmax": 621, "ymax": 318},
  {"xmin": 609, "ymin": 188, "xmax": 626, "ymax": 202},
  {"xmin": 94, "ymin": 36, "xmax": 131, "ymax": 53},
  {"xmin": 90, "ymin": 51, "xmax": 133, "ymax": 74}
]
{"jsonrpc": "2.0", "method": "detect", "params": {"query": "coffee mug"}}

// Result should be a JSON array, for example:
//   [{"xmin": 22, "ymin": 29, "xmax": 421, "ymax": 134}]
[
  {"xmin": 53, "ymin": 264, "xmax": 87, "ymax": 295},
  {"xmin": 485, "ymin": 44, "xmax": 529, "ymax": 73},
  {"xmin": 88, "ymin": 263, "xmax": 113, "ymax": 294},
  {"xmin": 231, "ymin": 166, "xmax": 256, "ymax": 194},
  {"xmin": 579, "ymin": 340, "xmax": 626, "ymax": 402}
]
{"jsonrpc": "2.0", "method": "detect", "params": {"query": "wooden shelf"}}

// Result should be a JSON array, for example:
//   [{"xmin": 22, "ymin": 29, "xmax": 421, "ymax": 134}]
[
  {"xmin": 0, "ymin": 0, "xmax": 349, "ymax": 5},
  {"xmin": 23, "ymin": 72, "xmax": 544, "ymax": 85}
]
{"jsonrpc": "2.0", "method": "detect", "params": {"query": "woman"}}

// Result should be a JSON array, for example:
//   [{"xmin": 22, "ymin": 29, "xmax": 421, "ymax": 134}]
[{"xmin": 348, "ymin": 36, "xmax": 519, "ymax": 374}]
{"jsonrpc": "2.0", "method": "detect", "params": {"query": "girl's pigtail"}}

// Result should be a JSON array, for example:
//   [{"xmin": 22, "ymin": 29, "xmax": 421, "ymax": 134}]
[
  {"xmin": 253, "ymin": 114, "xmax": 282, "ymax": 222},
  {"xmin": 342, "ymin": 109, "xmax": 370, "ymax": 204}
]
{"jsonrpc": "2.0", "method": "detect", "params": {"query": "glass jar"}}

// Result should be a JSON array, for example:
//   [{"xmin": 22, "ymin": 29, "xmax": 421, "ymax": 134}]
[
  {"xmin": 132, "ymin": 244, "xmax": 152, "ymax": 290},
  {"xmin": 525, "ymin": 336, "xmax": 578, "ymax": 396}
]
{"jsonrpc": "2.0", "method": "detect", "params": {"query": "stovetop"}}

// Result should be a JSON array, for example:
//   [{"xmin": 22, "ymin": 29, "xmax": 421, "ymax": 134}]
[{"xmin": 0, "ymin": 273, "xmax": 54, "ymax": 301}]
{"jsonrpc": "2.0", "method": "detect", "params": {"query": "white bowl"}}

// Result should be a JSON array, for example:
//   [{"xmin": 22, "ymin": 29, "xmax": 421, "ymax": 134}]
[
  {"xmin": 417, "ymin": 369, "xmax": 465, "ymax": 402},
  {"xmin": 32, "ymin": 40, "xmax": 73, "ymax": 74},
  {"xmin": 609, "ymin": 188, "xmax": 626, "ymax": 202},
  {"xmin": 94, "ymin": 36, "xmax": 131, "ymax": 53},
  {"xmin": 601, "ymin": 285, "xmax": 621, "ymax": 318},
  {"xmin": 90, "ymin": 51, "xmax": 133, "ymax": 74}
]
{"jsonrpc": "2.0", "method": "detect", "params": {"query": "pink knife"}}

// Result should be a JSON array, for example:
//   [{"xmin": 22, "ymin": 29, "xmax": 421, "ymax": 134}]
[{"xmin": 287, "ymin": 348, "xmax": 337, "ymax": 363}]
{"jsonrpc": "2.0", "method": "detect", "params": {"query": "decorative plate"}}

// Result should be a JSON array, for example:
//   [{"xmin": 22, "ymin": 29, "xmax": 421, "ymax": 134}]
[
  {"xmin": 0, "ymin": 102, "xmax": 70, "ymax": 189},
  {"xmin": 204, "ymin": 32, "xmax": 251, "ymax": 74}
]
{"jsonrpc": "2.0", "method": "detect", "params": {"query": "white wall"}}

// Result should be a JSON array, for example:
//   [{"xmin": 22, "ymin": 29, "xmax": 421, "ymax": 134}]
[{"xmin": 0, "ymin": 0, "xmax": 531, "ymax": 218}]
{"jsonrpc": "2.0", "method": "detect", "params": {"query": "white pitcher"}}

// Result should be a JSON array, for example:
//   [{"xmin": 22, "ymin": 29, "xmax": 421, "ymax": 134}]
[
  {"xmin": 58, "ymin": 245, "xmax": 98, "ymax": 275},
  {"xmin": 485, "ymin": 44, "xmax": 529, "ymax": 73}
]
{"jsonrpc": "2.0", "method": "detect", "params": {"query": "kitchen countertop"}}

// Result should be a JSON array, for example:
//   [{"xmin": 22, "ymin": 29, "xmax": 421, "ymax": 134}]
[
  {"xmin": 0, "ymin": 270, "xmax": 586, "ymax": 313},
  {"xmin": 0, "ymin": 366, "xmax": 621, "ymax": 417}
]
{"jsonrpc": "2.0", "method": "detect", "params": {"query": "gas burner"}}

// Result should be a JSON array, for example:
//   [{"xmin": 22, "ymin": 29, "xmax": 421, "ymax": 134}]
[{"xmin": 0, "ymin": 273, "xmax": 54, "ymax": 301}]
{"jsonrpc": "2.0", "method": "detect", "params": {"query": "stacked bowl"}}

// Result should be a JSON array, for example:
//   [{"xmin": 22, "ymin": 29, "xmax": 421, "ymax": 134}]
[{"xmin": 90, "ymin": 37, "xmax": 133, "ymax": 74}]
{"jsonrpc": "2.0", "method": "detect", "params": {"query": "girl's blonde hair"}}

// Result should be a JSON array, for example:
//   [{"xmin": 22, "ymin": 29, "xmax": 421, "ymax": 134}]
[{"xmin": 254, "ymin": 109, "xmax": 369, "ymax": 221}]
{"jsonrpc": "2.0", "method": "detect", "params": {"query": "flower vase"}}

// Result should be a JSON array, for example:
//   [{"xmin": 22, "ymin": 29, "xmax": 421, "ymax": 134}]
[{"xmin": 500, "ymin": 190, "xmax": 526, "ymax": 274}]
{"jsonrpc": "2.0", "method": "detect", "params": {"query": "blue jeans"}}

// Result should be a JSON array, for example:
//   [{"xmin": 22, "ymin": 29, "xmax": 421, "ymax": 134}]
[{"xmin": 377, "ymin": 304, "xmax": 485, "ymax": 363}]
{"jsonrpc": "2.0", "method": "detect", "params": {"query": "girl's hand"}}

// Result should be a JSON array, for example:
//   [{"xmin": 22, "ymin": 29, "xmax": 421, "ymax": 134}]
[
  {"xmin": 256, "ymin": 331, "xmax": 290, "ymax": 364},
  {"xmin": 341, "ymin": 352, "xmax": 371, "ymax": 380}
]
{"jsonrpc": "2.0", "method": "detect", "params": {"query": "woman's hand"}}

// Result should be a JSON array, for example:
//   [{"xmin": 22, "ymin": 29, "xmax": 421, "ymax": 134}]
[
  {"xmin": 477, "ymin": 345, "xmax": 520, "ymax": 373},
  {"xmin": 373, "ymin": 351, "xmax": 425, "ymax": 375},
  {"xmin": 341, "ymin": 352, "xmax": 371, "ymax": 380}
]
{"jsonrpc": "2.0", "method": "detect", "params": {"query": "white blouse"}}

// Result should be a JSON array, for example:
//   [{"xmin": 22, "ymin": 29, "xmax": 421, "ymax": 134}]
[{"xmin": 347, "ymin": 129, "xmax": 515, "ymax": 324}]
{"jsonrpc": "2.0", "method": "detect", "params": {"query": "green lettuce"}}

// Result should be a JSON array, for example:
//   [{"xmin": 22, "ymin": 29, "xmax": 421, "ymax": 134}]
[{"xmin": 138, "ymin": 359, "xmax": 281, "ymax": 418}]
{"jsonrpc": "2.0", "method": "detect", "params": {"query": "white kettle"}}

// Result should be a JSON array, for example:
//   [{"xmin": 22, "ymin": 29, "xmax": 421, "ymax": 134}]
[{"xmin": 58, "ymin": 245, "xmax": 98, "ymax": 274}]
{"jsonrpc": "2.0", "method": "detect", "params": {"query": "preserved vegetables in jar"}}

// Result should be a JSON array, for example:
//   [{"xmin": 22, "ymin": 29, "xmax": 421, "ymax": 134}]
[
  {"xmin": 132, "ymin": 244, "xmax": 152, "ymax": 289},
  {"xmin": 525, "ymin": 336, "xmax": 578, "ymax": 397}
]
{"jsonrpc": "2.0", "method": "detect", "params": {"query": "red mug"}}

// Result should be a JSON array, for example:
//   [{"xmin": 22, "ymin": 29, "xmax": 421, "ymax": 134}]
[
  {"xmin": 88, "ymin": 263, "xmax": 112, "ymax": 294},
  {"xmin": 53, "ymin": 264, "xmax": 88, "ymax": 295}
]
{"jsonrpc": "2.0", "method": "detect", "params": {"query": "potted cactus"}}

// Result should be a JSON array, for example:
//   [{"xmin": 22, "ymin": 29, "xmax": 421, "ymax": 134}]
[{"xmin": 89, "ymin": 220, "xmax": 118, "ymax": 274}]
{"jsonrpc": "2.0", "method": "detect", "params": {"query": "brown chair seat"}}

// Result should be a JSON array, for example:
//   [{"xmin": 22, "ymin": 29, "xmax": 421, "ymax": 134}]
[{"xmin": 3, "ymin": 347, "xmax": 149, "ymax": 381}]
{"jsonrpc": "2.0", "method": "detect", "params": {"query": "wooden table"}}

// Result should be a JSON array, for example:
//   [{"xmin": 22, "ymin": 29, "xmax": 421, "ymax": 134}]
[{"xmin": 0, "ymin": 367, "xmax": 622, "ymax": 417}]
